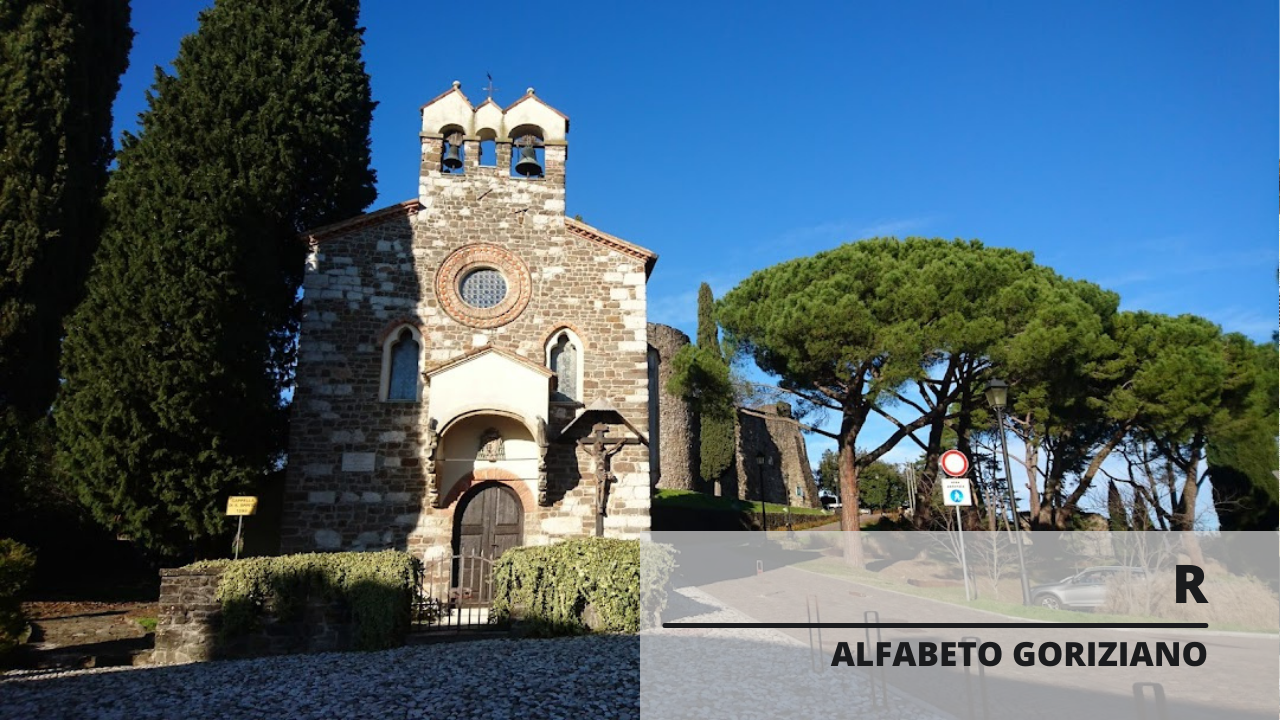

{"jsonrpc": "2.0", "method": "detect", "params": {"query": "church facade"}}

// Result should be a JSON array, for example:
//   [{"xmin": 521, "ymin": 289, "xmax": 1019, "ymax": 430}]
[{"xmin": 279, "ymin": 83, "xmax": 654, "ymax": 563}]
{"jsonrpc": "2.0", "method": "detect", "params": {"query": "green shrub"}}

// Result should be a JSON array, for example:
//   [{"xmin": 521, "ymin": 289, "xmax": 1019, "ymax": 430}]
[
  {"xmin": 492, "ymin": 538, "xmax": 676, "ymax": 636},
  {"xmin": 0, "ymin": 539, "xmax": 36, "ymax": 659},
  {"xmin": 188, "ymin": 550, "xmax": 421, "ymax": 651}
]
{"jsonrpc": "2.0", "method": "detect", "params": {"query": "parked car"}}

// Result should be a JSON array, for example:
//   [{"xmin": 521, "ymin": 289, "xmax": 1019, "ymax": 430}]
[{"xmin": 1030, "ymin": 566, "xmax": 1146, "ymax": 611}]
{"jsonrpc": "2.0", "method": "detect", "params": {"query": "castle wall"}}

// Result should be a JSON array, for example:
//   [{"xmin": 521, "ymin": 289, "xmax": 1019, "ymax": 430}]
[
  {"xmin": 730, "ymin": 404, "xmax": 820, "ymax": 509},
  {"xmin": 646, "ymin": 323, "xmax": 699, "ymax": 491}
]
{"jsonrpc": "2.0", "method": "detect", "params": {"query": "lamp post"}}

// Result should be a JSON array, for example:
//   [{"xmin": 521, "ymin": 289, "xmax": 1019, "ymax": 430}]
[
  {"xmin": 985, "ymin": 378, "xmax": 1032, "ymax": 606},
  {"xmin": 756, "ymin": 453, "xmax": 768, "ymax": 532}
]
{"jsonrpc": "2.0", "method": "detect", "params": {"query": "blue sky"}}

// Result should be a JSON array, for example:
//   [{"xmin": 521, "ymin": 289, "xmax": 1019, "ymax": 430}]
[{"xmin": 115, "ymin": 1, "xmax": 1277, "ymax": 515}]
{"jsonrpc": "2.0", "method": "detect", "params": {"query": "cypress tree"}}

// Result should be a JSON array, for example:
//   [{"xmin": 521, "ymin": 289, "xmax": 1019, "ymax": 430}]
[
  {"xmin": 0, "ymin": 0, "xmax": 131, "ymax": 415},
  {"xmin": 695, "ymin": 283, "xmax": 735, "ymax": 486},
  {"xmin": 1106, "ymin": 480, "xmax": 1129, "ymax": 531},
  {"xmin": 56, "ymin": 0, "xmax": 376, "ymax": 555},
  {"xmin": 0, "ymin": 1, "xmax": 131, "ymax": 536}
]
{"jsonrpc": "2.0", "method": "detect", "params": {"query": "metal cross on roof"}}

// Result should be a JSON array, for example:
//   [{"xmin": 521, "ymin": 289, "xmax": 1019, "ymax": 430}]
[{"xmin": 484, "ymin": 73, "xmax": 498, "ymax": 100}]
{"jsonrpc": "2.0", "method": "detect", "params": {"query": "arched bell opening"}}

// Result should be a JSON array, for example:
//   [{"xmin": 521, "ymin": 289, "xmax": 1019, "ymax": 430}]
[
  {"xmin": 476, "ymin": 127, "xmax": 498, "ymax": 167},
  {"xmin": 439, "ymin": 124, "xmax": 466, "ymax": 174},
  {"xmin": 508, "ymin": 124, "xmax": 545, "ymax": 178}
]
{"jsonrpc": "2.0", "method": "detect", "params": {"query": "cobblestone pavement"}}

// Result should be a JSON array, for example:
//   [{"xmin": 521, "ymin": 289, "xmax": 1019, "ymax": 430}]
[{"xmin": 1, "ymin": 635, "xmax": 638, "ymax": 720}]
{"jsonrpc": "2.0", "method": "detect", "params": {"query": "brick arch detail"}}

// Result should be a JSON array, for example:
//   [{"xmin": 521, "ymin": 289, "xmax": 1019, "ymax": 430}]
[
  {"xmin": 541, "ymin": 322, "xmax": 590, "ymax": 362},
  {"xmin": 375, "ymin": 316, "xmax": 425, "ymax": 345},
  {"xmin": 441, "ymin": 467, "xmax": 535, "ymax": 511}
]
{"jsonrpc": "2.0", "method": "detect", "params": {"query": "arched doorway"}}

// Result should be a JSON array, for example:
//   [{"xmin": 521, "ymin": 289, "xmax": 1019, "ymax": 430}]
[
  {"xmin": 452, "ymin": 481, "xmax": 524, "ymax": 561},
  {"xmin": 447, "ymin": 482, "xmax": 523, "ymax": 610}
]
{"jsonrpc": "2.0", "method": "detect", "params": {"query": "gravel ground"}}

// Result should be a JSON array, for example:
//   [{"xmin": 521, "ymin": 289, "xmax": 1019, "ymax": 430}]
[
  {"xmin": 1, "ymin": 587, "xmax": 957, "ymax": 720},
  {"xmin": 1, "ymin": 635, "xmax": 638, "ymax": 720}
]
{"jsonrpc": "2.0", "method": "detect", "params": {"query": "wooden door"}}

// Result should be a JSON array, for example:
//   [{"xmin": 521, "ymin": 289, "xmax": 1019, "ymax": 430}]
[{"xmin": 456, "ymin": 483, "xmax": 523, "ymax": 561}]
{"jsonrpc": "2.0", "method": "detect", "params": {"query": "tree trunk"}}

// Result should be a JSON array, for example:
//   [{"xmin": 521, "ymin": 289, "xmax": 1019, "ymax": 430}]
[
  {"xmin": 912, "ymin": 416, "xmax": 949, "ymax": 529},
  {"xmin": 1064, "ymin": 423, "xmax": 1129, "ymax": 513},
  {"xmin": 837, "ymin": 439, "xmax": 864, "ymax": 567},
  {"xmin": 1023, "ymin": 430, "xmax": 1044, "ymax": 527}
]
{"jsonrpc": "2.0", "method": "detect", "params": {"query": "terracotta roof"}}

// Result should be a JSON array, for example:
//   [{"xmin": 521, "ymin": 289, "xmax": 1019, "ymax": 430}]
[
  {"xmin": 301, "ymin": 199, "xmax": 421, "ymax": 244},
  {"xmin": 565, "ymin": 218, "xmax": 658, "ymax": 278},
  {"xmin": 423, "ymin": 344, "xmax": 554, "ymax": 379}
]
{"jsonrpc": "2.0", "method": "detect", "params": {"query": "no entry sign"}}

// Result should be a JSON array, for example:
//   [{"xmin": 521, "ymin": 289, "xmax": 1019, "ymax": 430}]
[{"xmin": 939, "ymin": 449, "xmax": 970, "ymax": 477}]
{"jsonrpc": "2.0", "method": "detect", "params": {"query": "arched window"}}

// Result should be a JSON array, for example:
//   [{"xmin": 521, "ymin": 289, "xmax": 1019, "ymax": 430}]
[
  {"xmin": 381, "ymin": 326, "xmax": 422, "ymax": 401},
  {"xmin": 477, "ymin": 128, "xmax": 497, "ymax": 168},
  {"xmin": 545, "ymin": 329, "xmax": 583, "ymax": 402}
]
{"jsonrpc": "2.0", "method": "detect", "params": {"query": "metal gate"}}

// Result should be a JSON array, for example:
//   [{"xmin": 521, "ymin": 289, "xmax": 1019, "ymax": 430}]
[{"xmin": 414, "ymin": 551, "xmax": 507, "ymax": 633}]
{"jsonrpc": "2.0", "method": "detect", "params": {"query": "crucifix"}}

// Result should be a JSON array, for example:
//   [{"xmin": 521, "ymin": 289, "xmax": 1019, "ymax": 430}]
[
  {"xmin": 560, "ymin": 398, "xmax": 649, "ymax": 536},
  {"xmin": 484, "ymin": 73, "xmax": 498, "ymax": 100},
  {"xmin": 578, "ymin": 423, "xmax": 644, "ymax": 536}
]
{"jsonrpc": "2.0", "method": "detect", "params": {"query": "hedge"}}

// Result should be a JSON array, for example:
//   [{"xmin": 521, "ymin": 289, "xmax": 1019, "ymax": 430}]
[
  {"xmin": 188, "ymin": 550, "xmax": 420, "ymax": 651},
  {"xmin": 492, "ymin": 538, "xmax": 676, "ymax": 636},
  {"xmin": 0, "ymin": 539, "xmax": 36, "ymax": 660}
]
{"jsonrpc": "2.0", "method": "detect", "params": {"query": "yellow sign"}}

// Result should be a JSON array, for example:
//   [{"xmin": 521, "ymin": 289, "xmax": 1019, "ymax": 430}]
[{"xmin": 226, "ymin": 496, "xmax": 258, "ymax": 516}]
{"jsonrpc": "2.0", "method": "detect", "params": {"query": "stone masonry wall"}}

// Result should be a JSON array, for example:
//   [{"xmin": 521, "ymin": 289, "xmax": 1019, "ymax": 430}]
[
  {"xmin": 153, "ymin": 567, "xmax": 221, "ymax": 665},
  {"xmin": 729, "ymin": 403, "xmax": 820, "ymax": 509},
  {"xmin": 646, "ymin": 323, "xmax": 698, "ymax": 491},
  {"xmin": 281, "ymin": 131, "xmax": 651, "ymax": 561},
  {"xmin": 154, "ymin": 567, "xmax": 364, "ymax": 665}
]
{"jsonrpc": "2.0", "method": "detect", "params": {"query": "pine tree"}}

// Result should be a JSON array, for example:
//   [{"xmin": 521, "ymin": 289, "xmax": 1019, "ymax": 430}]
[
  {"xmin": 56, "ymin": 0, "xmax": 376, "ymax": 555},
  {"xmin": 0, "ymin": 0, "xmax": 131, "ymax": 537}
]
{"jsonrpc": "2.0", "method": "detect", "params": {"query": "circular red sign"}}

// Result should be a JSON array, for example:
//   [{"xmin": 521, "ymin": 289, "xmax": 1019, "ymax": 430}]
[{"xmin": 940, "ymin": 449, "xmax": 970, "ymax": 477}]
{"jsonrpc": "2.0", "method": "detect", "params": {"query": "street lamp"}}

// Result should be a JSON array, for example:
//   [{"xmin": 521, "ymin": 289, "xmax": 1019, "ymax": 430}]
[
  {"xmin": 985, "ymin": 378, "xmax": 1032, "ymax": 606},
  {"xmin": 755, "ymin": 453, "xmax": 768, "ymax": 532}
]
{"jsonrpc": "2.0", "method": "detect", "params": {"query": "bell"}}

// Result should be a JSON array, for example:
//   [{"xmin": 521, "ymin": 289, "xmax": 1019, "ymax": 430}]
[
  {"xmin": 442, "ymin": 143, "xmax": 462, "ymax": 171},
  {"xmin": 515, "ymin": 146, "xmax": 543, "ymax": 177}
]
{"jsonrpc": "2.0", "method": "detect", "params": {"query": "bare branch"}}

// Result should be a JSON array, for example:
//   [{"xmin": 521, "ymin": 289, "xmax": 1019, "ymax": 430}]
[{"xmin": 889, "ymin": 390, "xmax": 930, "ymax": 417}]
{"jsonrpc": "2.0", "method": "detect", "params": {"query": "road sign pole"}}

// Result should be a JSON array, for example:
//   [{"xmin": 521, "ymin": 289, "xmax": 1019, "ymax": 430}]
[
  {"xmin": 955, "ymin": 504, "xmax": 971, "ymax": 601},
  {"xmin": 233, "ymin": 516, "xmax": 244, "ymax": 560}
]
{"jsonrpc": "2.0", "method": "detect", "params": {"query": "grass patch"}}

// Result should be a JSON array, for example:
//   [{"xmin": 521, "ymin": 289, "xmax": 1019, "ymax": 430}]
[
  {"xmin": 795, "ymin": 557, "xmax": 1279, "ymax": 634},
  {"xmin": 135, "ymin": 617, "xmax": 157, "ymax": 633}
]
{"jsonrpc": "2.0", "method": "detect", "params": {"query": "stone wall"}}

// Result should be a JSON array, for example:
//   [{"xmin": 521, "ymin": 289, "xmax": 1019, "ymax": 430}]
[
  {"xmin": 729, "ymin": 403, "xmax": 820, "ymax": 509},
  {"xmin": 646, "ymin": 323, "xmax": 698, "ymax": 491},
  {"xmin": 153, "ymin": 567, "xmax": 365, "ymax": 665},
  {"xmin": 153, "ymin": 567, "xmax": 221, "ymax": 665}
]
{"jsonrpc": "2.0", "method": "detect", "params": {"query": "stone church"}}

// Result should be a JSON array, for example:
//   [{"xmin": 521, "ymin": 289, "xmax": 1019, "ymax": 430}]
[{"xmin": 280, "ymin": 83, "xmax": 657, "ymax": 562}]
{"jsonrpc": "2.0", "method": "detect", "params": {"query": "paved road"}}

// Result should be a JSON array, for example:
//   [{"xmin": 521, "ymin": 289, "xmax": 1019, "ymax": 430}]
[{"xmin": 692, "ymin": 564, "xmax": 1276, "ymax": 720}]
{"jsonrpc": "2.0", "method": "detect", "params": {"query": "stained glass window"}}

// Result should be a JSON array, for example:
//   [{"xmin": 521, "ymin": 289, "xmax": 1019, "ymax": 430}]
[
  {"xmin": 387, "ymin": 329, "xmax": 419, "ymax": 401},
  {"xmin": 459, "ymin": 268, "xmax": 507, "ymax": 308}
]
